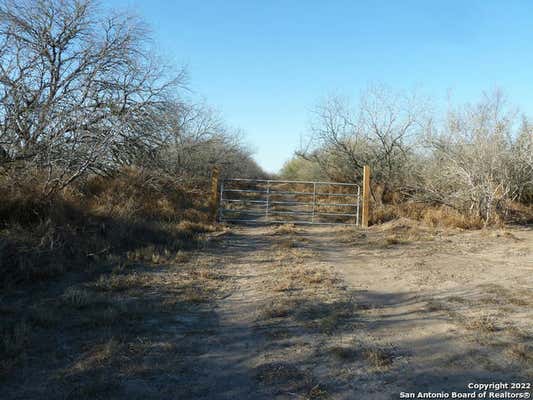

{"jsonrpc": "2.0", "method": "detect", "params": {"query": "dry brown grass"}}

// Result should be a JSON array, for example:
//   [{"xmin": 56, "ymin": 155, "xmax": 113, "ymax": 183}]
[
  {"xmin": 274, "ymin": 237, "xmax": 300, "ymax": 249},
  {"xmin": 257, "ymin": 243, "xmax": 353, "ymax": 340},
  {"xmin": 504, "ymin": 201, "xmax": 533, "ymax": 225},
  {"xmin": 0, "ymin": 320, "xmax": 30, "ymax": 376},
  {"xmin": 178, "ymin": 220, "xmax": 217, "ymax": 234},
  {"xmin": 366, "ymin": 228, "xmax": 434, "ymax": 248},
  {"xmin": 0, "ymin": 167, "xmax": 215, "ymax": 286},
  {"xmin": 370, "ymin": 203, "xmax": 486, "ymax": 229},
  {"xmin": 175, "ymin": 259, "xmax": 227, "ymax": 303},
  {"xmin": 179, "ymin": 286, "xmax": 214, "ymax": 304},
  {"xmin": 425, "ymin": 300, "xmax": 450, "ymax": 312},
  {"xmin": 369, "ymin": 234, "xmax": 412, "ymax": 248},
  {"xmin": 173, "ymin": 250, "xmax": 192, "ymax": 263},
  {"xmin": 70, "ymin": 338, "xmax": 122, "ymax": 373},
  {"xmin": 255, "ymin": 362, "xmax": 329, "ymax": 399},
  {"xmin": 0, "ymin": 243, "xmax": 227, "ymax": 383},
  {"xmin": 463, "ymin": 314, "xmax": 498, "ymax": 333},
  {"xmin": 506, "ymin": 343, "xmax": 533, "ymax": 365},
  {"xmin": 29, "ymin": 304, "xmax": 61, "ymax": 328},
  {"xmin": 369, "ymin": 186, "xmax": 533, "ymax": 228},
  {"xmin": 371, "ymin": 204, "xmax": 402, "ymax": 225},
  {"xmin": 258, "ymin": 298, "xmax": 297, "ymax": 319},
  {"xmin": 315, "ymin": 310, "xmax": 348, "ymax": 334},
  {"xmin": 270, "ymin": 223, "xmax": 300, "ymax": 235},
  {"xmin": 89, "ymin": 256, "xmax": 224, "ymax": 306},
  {"xmin": 477, "ymin": 283, "xmax": 532, "ymax": 307},
  {"xmin": 271, "ymin": 264, "xmax": 338, "ymax": 292},
  {"xmin": 0, "ymin": 166, "xmax": 228, "ymax": 394},
  {"xmin": 93, "ymin": 272, "xmax": 156, "ymax": 292},
  {"xmin": 1, "ymin": 320, "xmax": 30, "ymax": 358},
  {"xmin": 83, "ymin": 168, "xmax": 204, "ymax": 222},
  {"xmin": 507, "ymin": 326, "xmax": 533, "ymax": 341},
  {"xmin": 421, "ymin": 206, "xmax": 485, "ymax": 229},
  {"xmin": 256, "ymin": 362, "xmax": 306, "ymax": 384},
  {"xmin": 366, "ymin": 218, "xmax": 439, "ymax": 246},
  {"xmin": 362, "ymin": 345, "xmax": 394, "ymax": 369},
  {"xmin": 329, "ymin": 345, "xmax": 357, "ymax": 361},
  {"xmin": 62, "ymin": 287, "xmax": 94, "ymax": 308},
  {"xmin": 307, "ymin": 385, "xmax": 331, "ymax": 400},
  {"xmin": 268, "ymin": 245, "xmax": 340, "ymax": 294}
]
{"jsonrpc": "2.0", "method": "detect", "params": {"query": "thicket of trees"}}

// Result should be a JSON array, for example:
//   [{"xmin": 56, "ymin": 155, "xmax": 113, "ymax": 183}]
[
  {"xmin": 0, "ymin": 0, "xmax": 267, "ymax": 284},
  {"xmin": 288, "ymin": 87, "xmax": 533, "ymax": 224},
  {"xmin": 0, "ymin": 0, "xmax": 263, "ymax": 198},
  {"xmin": 1, "ymin": 0, "xmax": 531, "ymax": 227}
]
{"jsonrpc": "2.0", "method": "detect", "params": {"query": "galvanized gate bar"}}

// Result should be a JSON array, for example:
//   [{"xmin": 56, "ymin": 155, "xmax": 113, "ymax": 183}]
[
  {"xmin": 219, "ymin": 219, "xmax": 359, "ymax": 226},
  {"xmin": 223, "ymin": 178, "xmax": 358, "ymax": 186},
  {"xmin": 219, "ymin": 178, "xmax": 360, "ymax": 226},
  {"xmin": 221, "ymin": 199, "xmax": 358, "ymax": 207},
  {"xmin": 223, "ymin": 199, "xmax": 268, "ymax": 203}
]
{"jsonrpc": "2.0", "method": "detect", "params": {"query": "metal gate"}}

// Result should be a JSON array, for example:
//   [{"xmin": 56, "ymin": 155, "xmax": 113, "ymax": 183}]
[{"xmin": 219, "ymin": 178, "xmax": 360, "ymax": 226}]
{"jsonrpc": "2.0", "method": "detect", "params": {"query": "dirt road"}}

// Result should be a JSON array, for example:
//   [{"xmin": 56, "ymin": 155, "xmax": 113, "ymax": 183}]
[
  {"xmin": 178, "ymin": 221, "xmax": 532, "ymax": 399},
  {"xmin": 3, "ymin": 221, "xmax": 532, "ymax": 399}
]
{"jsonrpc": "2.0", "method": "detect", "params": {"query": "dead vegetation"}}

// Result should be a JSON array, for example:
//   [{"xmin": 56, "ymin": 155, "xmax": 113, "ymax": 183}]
[
  {"xmin": 435, "ymin": 283, "xmax": 533, "ymax": 335},
  {"xmin": 255, "ymin": 362, "xmax": 329, "ymax": 399},
  {"xmin": 0, "ymin": 168, "xmax": 219, "ymax": 286},
  {"xmin": 463, "ymin": 314, "xmax": 498, "ymax": 333},
  {"xmin": 0, "ymin": 150, "xmax": 233, "ymax": 398},
  {"xmin": 253, "ymin": 232, "xmax": 404, "ymax": 385},
  {"xmin": 290, "ymin": 88, "xmax": 533, "ymax": 227},
  {"xmin": 0, "ymin": 174, "xmax": 228, "ymax": 395},
  {"xmin": 361, "ymin": 344, "xmax": 395, "ymax": 370},
  {"xmin": 269, "ymin": 223, "xmax": 301, "ymax": 235},
  {"xmin": 0, "ymin": 0, "xmax": 530, "ymax": 398},
  {"xmin": 0, "ymin": 320, "xmax": 30, "ymax": 375},
  {"xmin": 2, "ymin": 218, "xmax": 531, "ymax": 398},
  {"xmin": 338, "ymin": 217, "xmax": 443, "ymax": 249},
  {"xmin": 506, "ymin": 343, "xmax": 533, "ymax": 365},
  {"xmin": 0, "ymin": 246, "xmax": 229, "ymax": 396},
  {"xmin": 331, "ymin": 221, "xmax": 533, "ymax": 381},
  {"xmin": 476, "ymin": 283, "xmax": 533, "ymax": 307},
  {"xmin": 370, "ymin": 203, "xmax": 487, "ymax": 229},
  {"xmin": 423, "ymin": 283, "xmax": 533, "ymax": 371}
]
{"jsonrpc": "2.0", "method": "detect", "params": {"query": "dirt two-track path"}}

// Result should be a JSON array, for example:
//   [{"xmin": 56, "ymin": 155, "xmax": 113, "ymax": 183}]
[
  {"xmin": 3, "ymin": 222, "xmax": 531, "ymax": 400},
  {"xmin": 181, "ymin": 222, "xmax": 532, "ymax": 400}
]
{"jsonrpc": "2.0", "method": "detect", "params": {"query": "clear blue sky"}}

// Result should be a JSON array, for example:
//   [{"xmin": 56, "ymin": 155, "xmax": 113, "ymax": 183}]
[{"xmin": 107, "ymin": 0, "xmax": 533, "ymax": 173}]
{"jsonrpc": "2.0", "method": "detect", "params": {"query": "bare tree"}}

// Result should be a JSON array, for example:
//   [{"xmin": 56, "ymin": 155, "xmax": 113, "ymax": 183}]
[
  {"xmin": 299, "ymin": 85, "xmax": 427, "ymax": 197},
  {"xmin": 291, "ymin": 87, "xmax": 530, "ymax": 224},
  {"xmin": 152, "ymin": 100, "xmax": 264, "ymax": 184},
  {"xmin": 421, "ymin": 91, "xmax": 530, "ymax": 223},
  {"xmin": 509, "ymin": 118, "xmax": 533, "ymax": 202},
  {"xmin": 0, "ymin": 0, "xmax": 184, "ymax": 194}
]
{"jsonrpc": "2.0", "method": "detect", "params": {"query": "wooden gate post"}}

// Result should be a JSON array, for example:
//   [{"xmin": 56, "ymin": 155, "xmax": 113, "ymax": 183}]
[
  {"xmin": 361, "ymin": 165, "xmax": 371, "ymax": 228},
  {"xmin": 209, "ymin": 167, "xmax": 220, "ymax": 223}
]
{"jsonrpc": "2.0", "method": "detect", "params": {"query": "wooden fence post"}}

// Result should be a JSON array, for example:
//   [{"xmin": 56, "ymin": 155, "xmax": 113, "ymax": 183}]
[
  {"xmin": 209, "ymin": 167, "xmax": 220, "ymax": 223},
  {"xmin": 361, "ymin": 165, "xmax": 371, "ymax": 228}
]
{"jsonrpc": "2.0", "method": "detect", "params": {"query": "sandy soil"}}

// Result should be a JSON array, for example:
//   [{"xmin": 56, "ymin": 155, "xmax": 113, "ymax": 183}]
[
  {"xmin": 302, "ymin": 221, "xmax": 533, "ymax": 398},
  {"xmin": 175, "ymin": 221, "xmax": 532, "ymax": 399},
  {"xmin": 2, "ymin": 221, "xmax": 532, "ymax": 399}
]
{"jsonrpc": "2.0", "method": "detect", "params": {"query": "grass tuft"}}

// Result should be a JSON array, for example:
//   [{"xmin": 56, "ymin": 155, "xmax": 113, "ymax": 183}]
[
  {"xmin": 329, "ymin": 345, "xmax": 357, "ymax": 361},
  {"xmin": 506, "ymin": 343, "xmax": 533, "ymax": 365},
  {"xmin": 62, "ymin": 287, "xmax": 93, "ymax": 308},
  {"xmin": 362, "ymin": 345, "xmax": 394, "ymax": 369},
  {"xmin": 270, "ymin": 224, "xmax": 299, "ymax": 235},
  {"xmin": 464, "ymin": 314, "xmax": 498, "ymax": 333}
]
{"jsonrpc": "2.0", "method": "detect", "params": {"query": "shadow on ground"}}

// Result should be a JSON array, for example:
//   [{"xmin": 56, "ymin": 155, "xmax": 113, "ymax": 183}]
[{"xmin": 1, "ymin": 225, "xmax": 531, "ymax": 399}]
